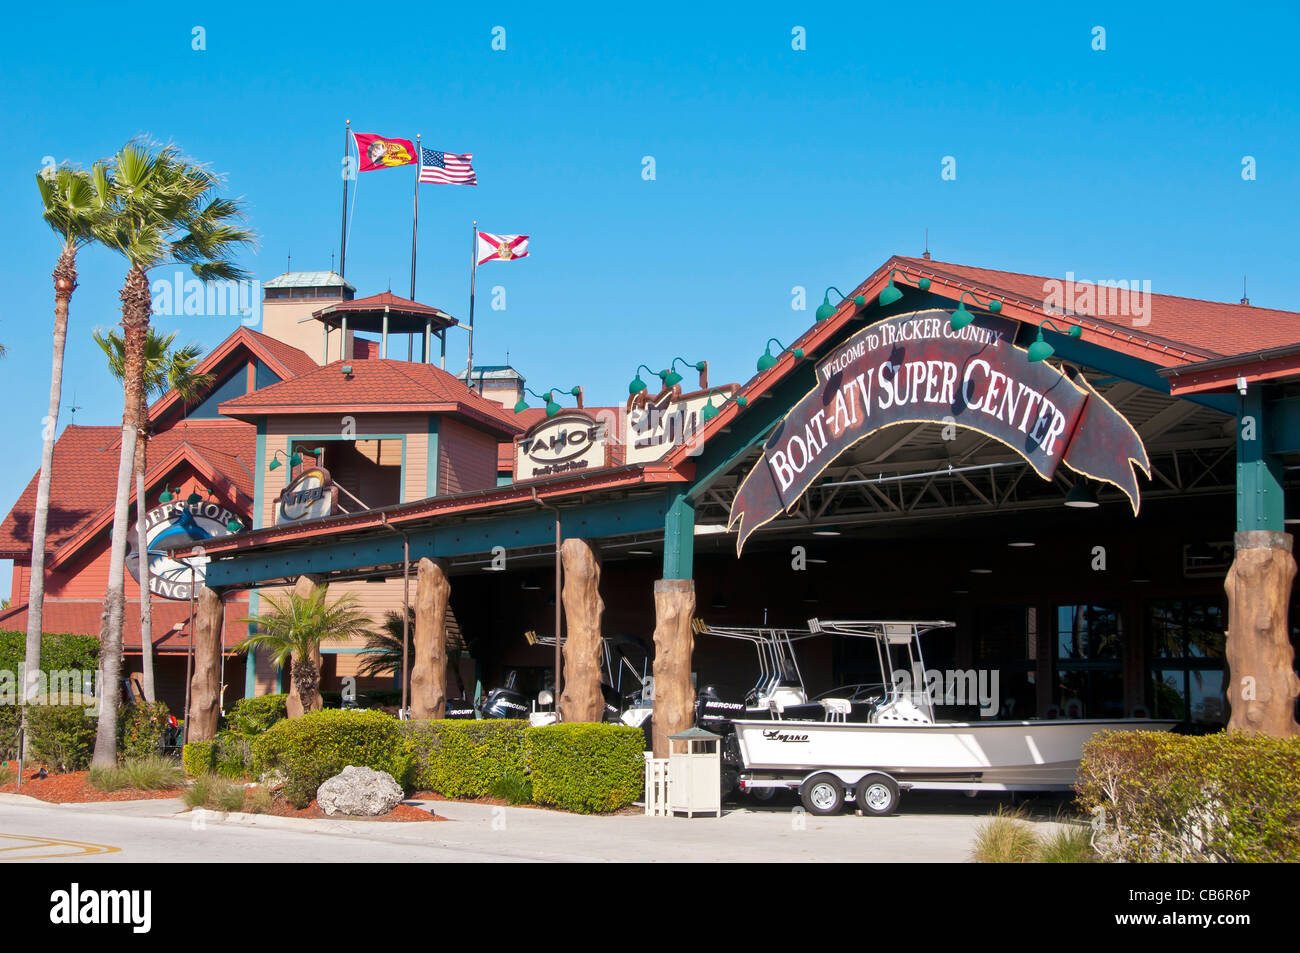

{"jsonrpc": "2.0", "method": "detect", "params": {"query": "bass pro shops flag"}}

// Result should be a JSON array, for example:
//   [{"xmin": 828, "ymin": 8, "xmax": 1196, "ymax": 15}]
[
  {"xmin": 353, "ymin": 132, "xmax": 417, "ymax": 171},
  {"xmin": 476, "ymin": 232, "xmax": 530, "ymax": 265}
]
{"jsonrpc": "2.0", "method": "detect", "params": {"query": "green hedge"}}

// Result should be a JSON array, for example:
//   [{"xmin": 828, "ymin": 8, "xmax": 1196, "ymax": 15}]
[
  {"xmin": 25, "ymin": 695, "xmax": 98, "ymax": 772},
  {"xmin": 526, "ymin": 723, "xmax": 644, "ymax": 814},
  {"xmin": 119, "ymin": 701, "xmax": 171, "ymax": 760},
  {"xmin": 226, "ymin": 694, "xmax": 287, "ymax": 736},
  {"xmin": 251, "ymin": 709, "xmax": 414, "ymax": 807},
  {"xmin": 404, "ymin": 720, "xmax": 528, "ymax": 798},
  {"xmin": 183, "ymin": 741, "xmax": 216, "ymax": 777},
  {"xmin": 0, "ymin": 632, "xmax": 100, "ymax": 760},
  {"xmin": 1076, "ymin": 730, "xmax": 1300, "ymax": 863}
]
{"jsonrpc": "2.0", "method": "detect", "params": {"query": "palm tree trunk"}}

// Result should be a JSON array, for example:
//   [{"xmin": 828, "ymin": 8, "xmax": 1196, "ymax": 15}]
[
  {"xmin": 136, "ymin": 420, "xmax": 154, "ymax": 704},
  {"xmin": 291, "ymin": 654, "xmax": 320, "ymax": 716},
  {"xmin": 94, "ymin": 264, "xmax": 151, "ymax": 767},
  {"xmin": 23, "ymin": 244, "xmax": 76, "ymax": 723}
]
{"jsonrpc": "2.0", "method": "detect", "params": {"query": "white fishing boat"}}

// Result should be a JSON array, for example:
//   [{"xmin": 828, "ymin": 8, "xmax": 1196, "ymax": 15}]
[{"xmin": 696, "ymin": 618, "xmax": 1176, "ymax": 815}]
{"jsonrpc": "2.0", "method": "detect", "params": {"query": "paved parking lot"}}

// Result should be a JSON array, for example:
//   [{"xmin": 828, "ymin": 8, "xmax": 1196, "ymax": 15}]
[{"xmin": 0, "ymin": 790, "xmax": 1074, "ymax": 863}]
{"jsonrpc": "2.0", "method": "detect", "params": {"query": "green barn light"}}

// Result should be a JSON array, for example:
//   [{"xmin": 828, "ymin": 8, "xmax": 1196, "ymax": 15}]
[
  {"xmin": 757, "ymin": 338, "xmax": 804, "ymax": 373},
  {"xmin": 628, "ymin": 364, "xmax": 657, "ymax": 396},
  {"xmin": 948, "ymin": 290, "xmax": 1007, "ymax": 332},
  {"xmin": 159, "ymin": 486, "xmax": 174, "ymax": 503},
  {"xmin": 701, "ymin": 390, "xmax": 748, "ymax": 422},
  {"xmin": 1027, "ymin": 319, "xmax": 1084, "ymax": 363},
  {"xmin": 817, "ymin": 286, "xmax": 867, "ymax": 322}
]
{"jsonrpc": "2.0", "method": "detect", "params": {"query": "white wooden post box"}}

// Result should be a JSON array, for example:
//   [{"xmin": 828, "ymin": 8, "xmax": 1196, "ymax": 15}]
[{"xmin": 668, "ymin": 727, "xmax": 722, "ymax": 817}]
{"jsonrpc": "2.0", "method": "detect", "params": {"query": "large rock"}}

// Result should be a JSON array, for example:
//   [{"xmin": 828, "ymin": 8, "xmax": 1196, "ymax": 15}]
[{"xmin": 316, "ymin": 765, "xmax": 405, "ymax": 817}]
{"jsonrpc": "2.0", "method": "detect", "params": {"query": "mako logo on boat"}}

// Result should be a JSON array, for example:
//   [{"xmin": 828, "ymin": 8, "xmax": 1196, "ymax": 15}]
[
  {"xmin": 891, "ymin": 666, "xmax": 1000, "ymax": 717},
  {"xmin": 761, "ymin": 729, "xmax": 810, "ymax": 743}
]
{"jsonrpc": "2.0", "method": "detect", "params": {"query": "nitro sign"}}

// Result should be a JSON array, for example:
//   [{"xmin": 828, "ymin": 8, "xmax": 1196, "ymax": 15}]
[
  {"xmin": 127, "ymin": 496, "xmax": 242, "ymax": 601},
  {"xmin": 515, "ymin": 413, "xmax": 608, "ymax": 480},
  {"xmin": 276, "ymin": 467, "xmax": 336, "ymax": 524},
  {"xmin": 727, "ymin": 309, "xmax": 1150, "ymax": 553}
]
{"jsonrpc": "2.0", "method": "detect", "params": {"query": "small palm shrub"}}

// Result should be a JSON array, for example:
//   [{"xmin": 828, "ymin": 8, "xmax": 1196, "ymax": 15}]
[{"xmin": 488, "ymin": 770, "xmax": 533, "ymax": 805}]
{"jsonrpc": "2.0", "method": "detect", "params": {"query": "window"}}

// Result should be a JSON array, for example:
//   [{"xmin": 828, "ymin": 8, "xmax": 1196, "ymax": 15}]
[
  {"xmin": 1147, "ymin": 599, "xmax": 1226, "ymax": 726},
  {"xmin": 1054, "ymin": 604, "xmax": 1125, "ymax": 718}
]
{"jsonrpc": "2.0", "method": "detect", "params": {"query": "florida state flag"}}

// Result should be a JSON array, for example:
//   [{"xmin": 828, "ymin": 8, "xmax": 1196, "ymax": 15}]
[
  {"xmin": 353, "ymin": 132, "xmax": 416, "ymax": 171},
  {"xmin": 476, "ymin": 232, "xmax": 530, "ymax": 265}
]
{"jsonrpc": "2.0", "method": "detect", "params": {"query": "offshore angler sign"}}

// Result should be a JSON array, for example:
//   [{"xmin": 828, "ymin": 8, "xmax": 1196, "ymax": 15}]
[{"xmin": 727, "ymin": 309, "xmax": 1150, "ymax": 552}]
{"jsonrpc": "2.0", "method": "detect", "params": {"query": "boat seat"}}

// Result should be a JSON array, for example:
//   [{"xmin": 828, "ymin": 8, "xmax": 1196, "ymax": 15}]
[{"xmin": 820, "ymin": 698, "xmax": 852, "ymax": 722}]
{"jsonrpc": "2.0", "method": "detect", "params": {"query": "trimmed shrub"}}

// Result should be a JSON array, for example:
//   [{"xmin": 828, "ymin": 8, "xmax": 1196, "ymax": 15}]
[
  {"xmin": 183, "ymin": 741, "xmax": 216, "ymax": 777},
  {"xmin": 25, "ymin": 695, "xmax": 97, "ymax": 772},
  {"xmin": 227, "ymin": 694, "xmax": 287, "ymax": 736},
  {"xmin": 0, "ymin": 632, "xmax": 100, "ymax": 759},
  {"xmin": 213, "ymin": 731, "xmax": 254, "ymax": 779},
  {"xmin": 119, "ymin": 701, "xmax": 171, "ymax": 760},
  {"xmin": 527, "ymin": 723, "xmax": 644, "ymax": 814},
  {"xmin": 252, "ymin": 709, "xmax": 413, "ymax": 808},
  {"xmin": 404, "ymin": 720, "xmax": 528, "ymax": 798},
  {"xmin": 1076, "ymin": 730, "xmax": 1300, "ymax": 863}
]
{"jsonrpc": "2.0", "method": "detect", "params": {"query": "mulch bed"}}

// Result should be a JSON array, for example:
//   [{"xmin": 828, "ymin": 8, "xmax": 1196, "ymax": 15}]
[
  {"xmin": 0, "ymin": 769, "xmax": 184, "ymax": 804},
  {"xmin": 257, "ymin": 798, "xmax": 442, "ymax": 822}
]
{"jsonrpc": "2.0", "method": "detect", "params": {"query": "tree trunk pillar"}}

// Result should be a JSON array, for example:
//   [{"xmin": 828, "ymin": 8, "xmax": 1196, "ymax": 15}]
[
  {"xmin": 651, "ymin": 579, "xmax": 695, "ymax": 757},
  {"xmin": 187, "ymin": 587, "xmax": 224, "ymax": 742},
  {"xmin": 560, "ymin": 538, "xmax": 605, "ymax": 722},
  {"xmin": 285, "ymin": 575, "xmax": 325, "ymax": 717},
  {"xmin": 1225, "ymin": 530, "xmax": 1300, "ymax": 736},
  {"xmin": 412, "ymin": 557, "xmax": 450, "ymax": 719}
]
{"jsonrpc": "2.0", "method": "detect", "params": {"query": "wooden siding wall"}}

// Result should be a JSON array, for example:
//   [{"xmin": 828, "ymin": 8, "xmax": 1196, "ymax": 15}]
[{"xmin": 437, "ymin": 418, "xmax": 499, "ymax": 495}]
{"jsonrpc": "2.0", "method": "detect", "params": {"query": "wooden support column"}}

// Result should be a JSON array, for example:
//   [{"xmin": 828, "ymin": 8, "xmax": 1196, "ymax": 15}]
[
  {"xmin": 560, "ymin": 538, "xmax": 605, "ymax": 722},
  {"xmin": 651, "ymin": 579, "xmax": 695, "ymax": 757},
  {"xmin": 1225, "ymin": 530, "xmax": 1300, "ymax": 736},
  {"xmin": 412, "ymin": 556, "xmax": 450, "ymax": 719},
  {"xmin": 187, "ymin": 587, "xmax": 224, "ymax": 742},
  {"xmin": 286, "ymin": 574, "xmax": 325, "ymax": 718}
]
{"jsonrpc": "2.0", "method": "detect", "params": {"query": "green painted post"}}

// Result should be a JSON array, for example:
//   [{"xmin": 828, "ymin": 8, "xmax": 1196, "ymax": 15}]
[
  {"xmin": 1237, "ymin": 389, "xmax": 1285, "ymax": 532},
  {"xmin": 662, "ymin": 492, "xmax": 695, "ymax": 580}
]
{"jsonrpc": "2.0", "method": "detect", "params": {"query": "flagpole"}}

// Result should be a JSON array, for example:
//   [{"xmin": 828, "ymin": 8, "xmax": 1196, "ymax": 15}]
[
  {"xmin": 467, "ymin": 219, "xmax": 477, "ymax": 381},
  {"xmin": 410, "ymin": 134, "xmax": 420, "ymax": 301},
  {"xmin": 339, "ymin": 119, "xmax": 351, "ymax": 279}
]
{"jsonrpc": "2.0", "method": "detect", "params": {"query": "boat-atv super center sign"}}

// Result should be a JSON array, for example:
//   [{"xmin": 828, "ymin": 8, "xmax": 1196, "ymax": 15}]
[{"xmin": 727, "ymin": 309, "xmax": 1150, "ymax": 553}]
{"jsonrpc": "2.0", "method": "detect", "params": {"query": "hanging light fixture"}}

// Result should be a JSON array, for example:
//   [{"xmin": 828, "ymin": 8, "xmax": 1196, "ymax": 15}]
[
  {"xmin": 816, "ymin": 286, "xmax": 868, "ymax": 322},
  {"xmin": 1027, "ymin": 319, "xmax": 1084, "ymax": 363},
  {"xmin": 757, "ymin": 338, "xmax": 805, "ymax": 372},
  {"xmin": 700, "ymin": 389, "xmax": 748, "ymax": 422},
  {"xmin": 159, "ymin": 486, "xmax": 174, "ymax": 503},
  {"xmin": 667, "ymin": 356, "xmax": 707, "ymax": 388},
  {"xmin": 267, "ymin": 449, "xmax": 302, "ymax": 472},
  {"xmin": 1064, "ymin": 480, "xmax": 1100, "ymax": 508},
  {"xmin": 516, "ymin": 385, "xmax": 581, "ymax": 418}
]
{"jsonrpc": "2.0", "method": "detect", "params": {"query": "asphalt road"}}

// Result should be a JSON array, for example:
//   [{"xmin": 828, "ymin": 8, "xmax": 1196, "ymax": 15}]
[{"xmin": 0, "ymin": 791, "xmax": 1070, "ymax": 863}]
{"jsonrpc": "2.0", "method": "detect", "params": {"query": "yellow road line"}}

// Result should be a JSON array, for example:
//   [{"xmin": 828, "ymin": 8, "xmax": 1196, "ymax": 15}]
[{"xmin": 0, "ymin": 832, "xmax": 121, "ymax": 860}]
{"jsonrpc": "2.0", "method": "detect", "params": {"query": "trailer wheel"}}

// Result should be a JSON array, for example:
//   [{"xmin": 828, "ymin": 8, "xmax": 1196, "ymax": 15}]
[
  {"xmin": 855, "ymin": 773, "xmax": 899, "ymax": 816},
  {"xmin": 799, "ymin": 773, "xmax": 845, "ymax": 816}
]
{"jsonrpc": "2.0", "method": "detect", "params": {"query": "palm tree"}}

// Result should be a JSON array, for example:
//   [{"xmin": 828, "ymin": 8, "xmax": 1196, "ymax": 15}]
[
  {"xmin": 27, "ymin": 163, "xmax": 108, "ymax": 717},
  {"xmin": 93, "ymin": 328, "xmax": 213, "ymax": 703},
  {"xmin": 236, "ymin": 590, "xmax": 374, "ymax": 717},
  {"xmin": 356, "ymin": 608, "xmax": 412, "ymax": 684},
  {"xmin": 92, "ymin": 141, "xmax": 254, "ymax": 766}
]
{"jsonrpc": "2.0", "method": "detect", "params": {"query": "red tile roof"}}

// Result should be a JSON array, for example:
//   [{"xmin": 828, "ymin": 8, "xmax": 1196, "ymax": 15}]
[
  {"xmin": 0, "ymin": 420, "xmax": 256, "ymax": 561},
  {"xmin": 894, "ymin": 256, "xmax": 1300, "ymax": 359},
  {"xmin": 0, "ymin": 597, "xmax": 249, "ymax": 650},
  {"xmin": 219, "ymin": 360, "xmax": 523, "ymax": 437},
  {"xmin": 242, "ymin": 328, "xmax": 321, "ymax": 378},
  {"xmin": 315, "ymin": 291, "xmax": 457, "ymax": 323}
]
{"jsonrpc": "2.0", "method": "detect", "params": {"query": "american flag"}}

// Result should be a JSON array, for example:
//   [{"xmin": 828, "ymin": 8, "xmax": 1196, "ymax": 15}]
[{"xmin": 418, "ymin": 148, "xmax": 477, "ymax": 185}]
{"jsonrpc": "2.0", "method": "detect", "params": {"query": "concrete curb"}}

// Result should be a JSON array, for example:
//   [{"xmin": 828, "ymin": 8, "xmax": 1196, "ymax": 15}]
[
  {"xmin": 172, "ymin": 802, "xmax": 440, "ymax": 834},
  {"xmin": 0, "ymin": 792, "xmax": 49, "ymax": 806}
]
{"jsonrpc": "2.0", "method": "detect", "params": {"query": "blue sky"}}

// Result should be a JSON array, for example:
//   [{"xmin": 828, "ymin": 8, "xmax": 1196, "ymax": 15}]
[{"xmin": 2, "ymin": 1, "xmax": 1299, "ymax": 597}]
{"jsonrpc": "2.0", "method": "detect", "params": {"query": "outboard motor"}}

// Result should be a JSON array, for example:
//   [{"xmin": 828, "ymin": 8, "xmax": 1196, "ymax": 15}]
[
  {"xmin": 695, "ymin": 685, "xmax": 747, "ymax": 734},
  {"xmin": 443, "ymin": 698, "xmax": 477, "ymax": 719},
  {"xmin": 478, "ymin": 670, "xmax": 531, "ymax": 720}
]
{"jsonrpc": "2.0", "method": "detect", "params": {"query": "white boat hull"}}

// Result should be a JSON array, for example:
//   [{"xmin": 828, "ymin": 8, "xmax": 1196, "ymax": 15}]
[{"xmin": 733, "ymin": 718, "xmax": 1177, "ymax": 788}]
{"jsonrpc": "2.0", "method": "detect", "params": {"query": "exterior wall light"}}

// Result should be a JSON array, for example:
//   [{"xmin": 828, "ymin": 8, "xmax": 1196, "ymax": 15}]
[
  {"xmin": 700, "ymin": 389, "xmax": 748, "ymax": 422},
  {"xmin": 877, "ymin": 269, "xmax": 932, "ymax": 307},
  {"xmin": 268, "ymin": 449, "xmax": 303, "ymax": 471},
  {"xmin": 1027, "ymin": 319, "xmax": 1083, "ymax": 363},
  {"xmin": 667, "ymin": 357, "xmax": 708, "ymax": 389},
  {"xmin": 159, "ymin": 486, "xmax": 175, "ymax": 503},
  {"xmin": 516, "ymin": 386, "xmax": 581, "ymax": 418},
  {"xmin": 628, "ymin": 364, "xmax": 658, "ymax": 396},
  {"xmin": 948, "ymin": 290, "xmax": 1004, "ymax": 331},
  {"xmin": 757, "ymin": 338, "xmax": 804, "ymax": 373},
  {"xmin": 817, "ymin": 286, "xmax": 867, "ymax": 322}
]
